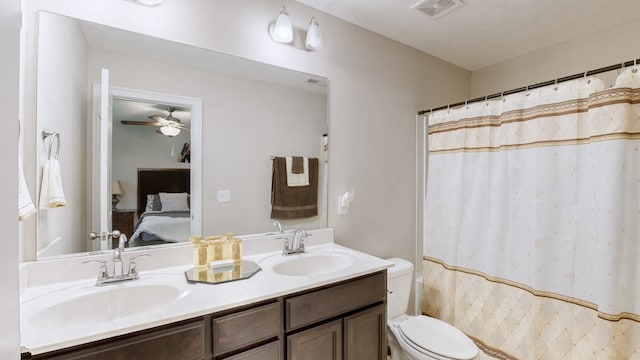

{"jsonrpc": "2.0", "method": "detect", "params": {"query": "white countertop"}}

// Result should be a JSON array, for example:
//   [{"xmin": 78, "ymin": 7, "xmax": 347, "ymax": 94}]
[{"xmin": 20, "ymin": 241, "xmax": 392, "ymax": 355}]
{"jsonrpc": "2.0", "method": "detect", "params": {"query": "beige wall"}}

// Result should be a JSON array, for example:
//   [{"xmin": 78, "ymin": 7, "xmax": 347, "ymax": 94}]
[
  {"xmin": 35, "ymin": 12, "xmax": 88, "ymax": 258},
  {"xmin": 1, "ymin": 0, "xmax": 21, "ymax": 357},
  {"xmin": 21, "ymin": 0, "xmax": 470, "ymax": 266},
  {"xmin": 470, "ymin": 18, "xmax": 640, "ymax": 97}
]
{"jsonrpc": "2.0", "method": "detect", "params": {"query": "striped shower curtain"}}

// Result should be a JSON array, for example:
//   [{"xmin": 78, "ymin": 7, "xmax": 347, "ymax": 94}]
[{"xmin": 423, "ymin": 68, "xmax": 640, "ymax": 359}]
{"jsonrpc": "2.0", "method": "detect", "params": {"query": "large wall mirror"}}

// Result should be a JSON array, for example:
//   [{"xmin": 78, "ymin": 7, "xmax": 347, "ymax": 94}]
[{"xmin": 35, "ymin": 11, "xmax": 329, "ymax": 260}]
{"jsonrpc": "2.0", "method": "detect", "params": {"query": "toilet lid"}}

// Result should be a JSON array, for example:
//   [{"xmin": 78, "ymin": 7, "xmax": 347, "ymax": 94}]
[{"xmin": 399, "ymin": 316, "xmax": 477, "ymax": 360}]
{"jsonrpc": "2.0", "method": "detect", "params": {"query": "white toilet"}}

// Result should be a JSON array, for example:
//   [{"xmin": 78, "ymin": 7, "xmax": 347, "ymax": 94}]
[{"xmin": 386, "ymin": 258, "xmax": 479, "ymax": 360}]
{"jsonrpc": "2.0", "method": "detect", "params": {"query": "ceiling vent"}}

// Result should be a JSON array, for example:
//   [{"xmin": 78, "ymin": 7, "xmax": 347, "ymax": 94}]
[{"xmin": 411, "ymin": 0, "xmax": 464, "ymax": 19}]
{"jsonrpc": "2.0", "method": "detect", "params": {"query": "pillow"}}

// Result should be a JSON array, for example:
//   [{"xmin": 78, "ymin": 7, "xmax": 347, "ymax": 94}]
[
  {"xmin": 158, "ymin": 192, "xmax": 189, "ymax": 212},
  {"xmin": 145, "ymin": 194, "xmax": 162, "ymax": 212}
]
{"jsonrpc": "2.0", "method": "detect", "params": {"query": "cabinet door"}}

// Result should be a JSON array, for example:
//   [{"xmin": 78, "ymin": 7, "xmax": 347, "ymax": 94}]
[
  {"xmin": 287, "ymin": 320, "xmax": 342, "ymax": 360},
  {"xmin": 344, "ymin": 304, "xmax": 386, "ymax": 360}
]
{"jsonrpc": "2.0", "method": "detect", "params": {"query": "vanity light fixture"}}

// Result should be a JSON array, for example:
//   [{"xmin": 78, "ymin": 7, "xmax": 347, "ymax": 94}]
[
  {"xmin": 160, "ymin": 125, "xmax": 181, "ymax": 137},
  {"xmin": 305, "ymin": 16, "xmax": 322, "ymax": 51},
  {"xmin": 269, "ymin": 5, "xmax": 293, "ymax": 43},
  {"xmin": 269, "ymin": 6, "xmax": 323, "ymax": 51}
]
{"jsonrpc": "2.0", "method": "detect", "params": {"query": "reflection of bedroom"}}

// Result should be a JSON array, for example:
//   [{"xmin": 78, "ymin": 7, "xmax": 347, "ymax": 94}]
[{"xmin": 111, "ymin": 99, "xmax": 191, "ymax": 213}]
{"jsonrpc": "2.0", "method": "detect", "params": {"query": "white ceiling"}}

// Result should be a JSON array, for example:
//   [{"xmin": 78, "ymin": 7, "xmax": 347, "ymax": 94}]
[
  {"xmin": 296, "ymin": 0, "xmax": 640, "ymax": 71},
  {"xmin": 113, "ymin": 99, "xmax": 191, "ymax": 126}
]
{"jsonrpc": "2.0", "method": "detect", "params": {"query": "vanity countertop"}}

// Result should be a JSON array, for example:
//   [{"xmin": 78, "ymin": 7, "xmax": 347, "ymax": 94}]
[{"xmin": 20, "ymin": 242, "xmax": 392, "ymax": 355}]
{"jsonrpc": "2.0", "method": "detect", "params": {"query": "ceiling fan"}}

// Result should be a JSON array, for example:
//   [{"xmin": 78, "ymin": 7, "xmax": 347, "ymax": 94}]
[{"xmin": 120, "ymin": 107, "xmax": 190, "ymax": 137}]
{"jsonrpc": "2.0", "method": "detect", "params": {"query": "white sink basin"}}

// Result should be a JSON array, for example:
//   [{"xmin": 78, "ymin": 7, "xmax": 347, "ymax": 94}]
[
  {"xmin": 26, "ymin": 283, "xmax": 185, "ymax": 330},
  {"xmin": 270, "ymin": 250, "xmax": 355, "ymax": 277}
]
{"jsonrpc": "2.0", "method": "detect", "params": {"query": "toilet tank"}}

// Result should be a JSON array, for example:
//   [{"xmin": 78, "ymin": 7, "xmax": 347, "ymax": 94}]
[{"xmin": 386, "ymin": 258, "xmax": 414, "ymax": 320}]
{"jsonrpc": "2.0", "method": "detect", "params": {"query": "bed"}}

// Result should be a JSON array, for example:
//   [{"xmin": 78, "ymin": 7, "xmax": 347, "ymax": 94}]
[{"xmin": 129, "ymin": 168, "xmax": 191, "ymax": 247}]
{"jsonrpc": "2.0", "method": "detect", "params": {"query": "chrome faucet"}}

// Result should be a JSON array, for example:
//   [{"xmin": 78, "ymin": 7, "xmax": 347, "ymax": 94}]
[
  {"xmin": 273, "ymin": 220, "xmax": 284, "ymax": 234},
  {"xmin": 84, "ymin": 250, "xmax": 150, "ymax": 286},
  {"xmin": 282, "ymin": 228, "xmax": 310, "ymax": 255},
  {"xmin": 112, "ymin": 234, "xmax": 128, "ymax": 277}
]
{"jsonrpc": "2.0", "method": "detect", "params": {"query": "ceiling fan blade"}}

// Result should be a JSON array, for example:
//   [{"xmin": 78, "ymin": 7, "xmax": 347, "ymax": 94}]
[
  {"xmin": 121, "ymin": 120, "xmax": 163, "ymax": 126},
  {"xmin": 148, "ymin": 115, "xmax": 165, "ymax": 122}
]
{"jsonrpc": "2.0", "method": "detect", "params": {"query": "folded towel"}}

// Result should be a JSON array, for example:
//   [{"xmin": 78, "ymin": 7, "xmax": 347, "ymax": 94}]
[
  {"xmin": 18, "ymin": 158, "xmax": 36, "ymax": 221},
  {"xmin": 291, "ymin": 156, "xmax": 304, "ymax": 174},
  {"xmin": 271, "ymin": 157, "xmax": 318, "ymax": 220},
  {"xmin": 285, "ymin": 156, "xmax": 309, "ymax": 187},
  {"xmin": 39, "ymin": 158, "xmax": 66, "ymax": 208}
]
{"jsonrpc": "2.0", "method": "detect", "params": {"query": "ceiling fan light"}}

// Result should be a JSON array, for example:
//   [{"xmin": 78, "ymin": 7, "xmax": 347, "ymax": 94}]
[
  {"xmin": 160, "ymin": 126, "xmax": 181, "ymax": 137},
  {"xmin": 270, "ymin": 6, "xmax": 293, "ymax": 43},
  {"xmin": 305, "ymin": 16, "xmax": 322, "ymax": 51}
]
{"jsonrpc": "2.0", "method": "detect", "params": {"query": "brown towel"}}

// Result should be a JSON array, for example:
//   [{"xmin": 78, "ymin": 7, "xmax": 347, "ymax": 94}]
[
  {"xmin": 271, "ymin": 157, "xmax": 318, "ymax": 220},
  {"xmin": 291, "ymin": 156, "xmax": 304, "ymax": 174}
]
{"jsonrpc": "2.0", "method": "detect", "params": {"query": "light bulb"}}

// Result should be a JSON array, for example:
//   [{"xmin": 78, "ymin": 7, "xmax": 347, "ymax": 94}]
[
  {"xmin": 272, "ymin": 6, "xmax": 293, "ymax": 43},
  {"xmin": 305, "ymin": 16, "xmax": 322, "ymax": 50}
]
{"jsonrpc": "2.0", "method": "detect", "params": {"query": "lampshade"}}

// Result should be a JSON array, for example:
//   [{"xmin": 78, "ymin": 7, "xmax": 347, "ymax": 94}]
[
  {"xmin": 305, "ymin": 16, "xmax": 322, "ymax": 51},
  {"xmin": 160, "ymin": 126, "xmax": 181, "ymax": 137},
  {"xmin": 271, "ymin": 6, "xmax": 293, "ymax": 43},
  {"xmin": 112, "ymin": 180, "xmax": 125, "ymax": 195}
]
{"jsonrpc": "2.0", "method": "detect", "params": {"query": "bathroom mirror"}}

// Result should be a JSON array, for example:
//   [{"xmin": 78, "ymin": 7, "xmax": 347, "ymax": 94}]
[{"xmin": 35, "ymin": 11, "xmax": 328, "ymax": 259}]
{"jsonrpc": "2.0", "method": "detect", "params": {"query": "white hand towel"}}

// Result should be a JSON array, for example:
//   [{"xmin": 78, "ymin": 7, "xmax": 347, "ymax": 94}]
[
  {"xmin": 39, "ymin": 158, "xmax": 66, "ymax": 208},
  {"xmin": 285, "ymin": 156, "xmax": 309, "ymax": 187},
  {"xmin": 18, "ymin": 158, "xmax": 36, "ymax": 221}
]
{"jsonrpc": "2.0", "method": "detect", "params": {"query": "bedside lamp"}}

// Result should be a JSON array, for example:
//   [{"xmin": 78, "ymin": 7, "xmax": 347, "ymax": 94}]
[{"xmin": 112, "ymin": 180, "xmax": 125, "ymax": 209}]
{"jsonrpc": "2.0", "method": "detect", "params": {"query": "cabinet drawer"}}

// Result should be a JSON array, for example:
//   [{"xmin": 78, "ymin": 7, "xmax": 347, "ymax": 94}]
[
  {"xmin": 285, "ymin": 271, "xmax": 386, "ymax": 331},
  {"xmin": 223, "ymin": 339, "xmax": 282, "ymax": 360},
  {"xmin": 213, "ymin": 301, "xmax": 281, "ymax": 356},
  {"xmin": 37, "ymin": 319, "xmax": 205, "ymax": 360}
]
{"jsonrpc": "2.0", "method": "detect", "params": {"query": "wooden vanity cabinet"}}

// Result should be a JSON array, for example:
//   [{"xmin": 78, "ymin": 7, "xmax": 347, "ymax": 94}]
[
  {"xmin": 23, "ymin": 270, "xmax": 386, "ymax": 360},
  {"xmin": 283, "ymin": 271, "xmax": 387, "ymax": 360}
]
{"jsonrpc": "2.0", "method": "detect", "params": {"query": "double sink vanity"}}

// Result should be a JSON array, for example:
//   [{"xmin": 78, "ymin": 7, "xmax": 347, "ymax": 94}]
[{"xmin": 20, "ymin": 229, "xmax": 391, "ymax": 359}]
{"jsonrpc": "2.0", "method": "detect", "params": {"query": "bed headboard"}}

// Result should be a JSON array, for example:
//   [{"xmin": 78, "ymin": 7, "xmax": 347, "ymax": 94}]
[{"xmin": 137, "ymin": 168, "xmax": 190, "ymax": 217}]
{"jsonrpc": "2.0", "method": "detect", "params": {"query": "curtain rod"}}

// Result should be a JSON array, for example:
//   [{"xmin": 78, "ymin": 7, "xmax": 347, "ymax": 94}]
[{"xmin": 418, "ymin": 57, "xmax": 640, "ymax": 116}]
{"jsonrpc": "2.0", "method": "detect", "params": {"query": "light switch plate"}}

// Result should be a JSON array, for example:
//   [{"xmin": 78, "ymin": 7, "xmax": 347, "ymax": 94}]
[{"xmin": 217, "ymin": 190, "xmax": 231, "ymax": 203}]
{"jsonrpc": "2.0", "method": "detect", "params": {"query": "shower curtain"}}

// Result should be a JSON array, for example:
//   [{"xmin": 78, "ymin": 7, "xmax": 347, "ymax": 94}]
[{"xmin": 423, "ymin": 68, "xmax": 640, "ymax": 359}]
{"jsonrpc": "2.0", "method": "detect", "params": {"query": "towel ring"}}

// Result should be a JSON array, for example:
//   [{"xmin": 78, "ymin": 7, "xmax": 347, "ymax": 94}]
[{"xmin": 42, "ymin": 130, "xmax": 60, "ymax": 160}]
